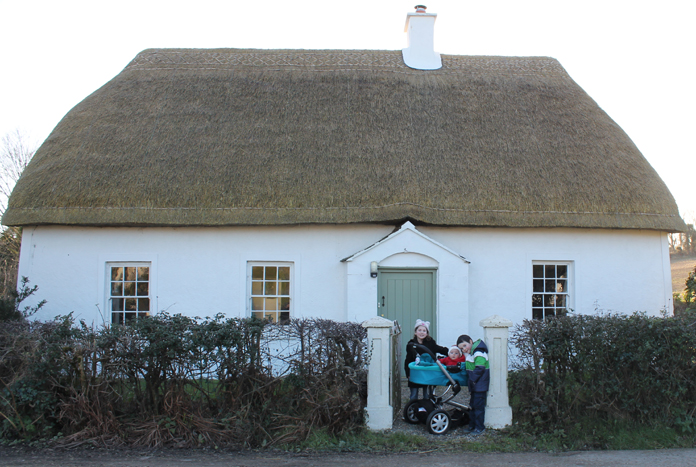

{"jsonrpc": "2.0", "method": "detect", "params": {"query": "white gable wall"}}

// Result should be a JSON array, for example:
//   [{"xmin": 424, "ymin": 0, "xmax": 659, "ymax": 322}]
[
  {"xmin": 18, "ymin": 224, "xmax": 672, "ymax": 343},
  {"xmin": 344, "ymin": 222, "xmax": 469, "ymax": 346}
]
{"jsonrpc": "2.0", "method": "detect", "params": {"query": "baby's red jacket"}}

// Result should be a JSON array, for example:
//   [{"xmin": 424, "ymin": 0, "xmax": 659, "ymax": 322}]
[{"xmin": 438, "ymin": 356, "xmax": 467, "ymax": 366}]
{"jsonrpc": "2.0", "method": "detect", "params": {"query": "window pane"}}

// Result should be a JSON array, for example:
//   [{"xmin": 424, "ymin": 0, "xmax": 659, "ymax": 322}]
[
  {"xmin": 112, "ymin": 298, "xmax": 124, "ymax": 311},
  {"xmin": 252, "ymin": 266, "xmax": 264, "ymax": 280},
  {"xmin": 532, "ymin": 308, "xmax": 543, "ymax": 320},
  {"xmin": 111, "ymin": 282, "xmax": 123, "ymax": 296},
  {"xmin": 545, "ymin": 265, "xmax": 555, "ymax": 278},
  {"xmin": 265, "ymin": 267, "xmax": 277, "ymax": 280},
  {"xmin": 532, "ymin": 294, "xmax": 542, "ymax": 307},
  {"xmin": 556, "ymin": 279, "xmax": 567, "ymax": 293},
  {"xmin": 278, "ymin": 267, "xmax": 290, "ymax": 280},
  {"xmin": 280, "ymin": 282, "xmax": 290, "ymax": 295},
  {"xmin": 533, "ymin": 265, "xmax": 543, "ymax": 278},
  {"xmin": 252, "ymin": 297, "xmax": 264, "ymax": 310},
  {"xmin": 555, "ymin": 295, "xmax": 566, "ymax": 307},
  {"xmin": 280, "ymin": 297, "xmax": 290, "ymax": 310},
  {"xmin": 125, "ymin": 312, "xmax": 136, "ymax": 322},
  {"xmin": 137, "ymin": 267, "xmax": 149, "ymax": 281},
  {"xmin": 265, "ymin": 297, "xmax": 278, "ymax": 310},
  {"xmin": 265, "ymin": 312, "xmax": 277, "ymax": 323},
  {"xmin": 251, "ymin": 282, "xmax": 263, "ymax": 295},
  {"xmin": 124, "ymin": 282, "xmax": 136, "ymax": 296},
  {"xmin": 112, "ymin": 313, "xmax": 124, "ymax": 325},
  {"xmin": 265, "ymin": 282, "xmax": 277, "ymax": 295},
  {"xmin": 138, "ymin": 298, "xmax": 150, "ymax": 311},
  {"xmin": 544, "ymin": 295, "xmax": 555, "ymax": 307},
  {"xmin": 111, "ymin": 267, "xmax": 123, "ymax": 281},
  {"xmin": 557, "ymin": 265, "xmax": 568, "ymax": 278},
  {"xmin": 545, "ymin": 280, "xmax": 556, "ymax": 292},
  {"xmin": 252, "ymin": 311, "xmax": 265, "ymax": 320},
  {"xmin": 280, "ymin": 311, "xmax": 290, "ymax": 324},
  {"xmin": 137, "ymin": 282, "xmax": 149, "ymax": 296},
  {"xmin": 125, "ymin": 267, "xmax": 137, "ymax": 281},
  {"xmin": 125, "ymin": 298, "xmax": 137, "ymax": 311}
]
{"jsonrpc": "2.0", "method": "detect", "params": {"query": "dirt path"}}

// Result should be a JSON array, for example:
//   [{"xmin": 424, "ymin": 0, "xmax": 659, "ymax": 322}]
[{"xmin": 1, "ymin": 447, "xmax": 695, "ymax": 466}]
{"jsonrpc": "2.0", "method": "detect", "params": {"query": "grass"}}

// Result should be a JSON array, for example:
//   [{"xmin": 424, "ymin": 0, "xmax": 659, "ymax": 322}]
[
  {"xmin": 514, "ymin": 419, "xmax": 696, "ymax": 452},
  {"xmin": 281, "ymin": 428, "xmax": 526, "ymax": 453},
  {"xmin": 279, "ymin": 421, "xmax": 696, "ymax": 454},
  {"xmin": 671, "ymin": 254, "xmax": 696, "ymax": 294}
]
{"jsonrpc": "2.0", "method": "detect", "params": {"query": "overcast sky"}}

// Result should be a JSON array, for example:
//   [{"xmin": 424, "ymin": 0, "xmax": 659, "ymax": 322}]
[{"xmin": 1, "ymin": 0, "xmax": 694, "ymax": 222}]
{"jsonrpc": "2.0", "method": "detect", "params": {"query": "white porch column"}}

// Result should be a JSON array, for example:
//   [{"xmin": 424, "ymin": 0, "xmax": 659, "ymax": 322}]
[
  {"xmin": 362, "ymin": 316, "xmax": 395, "ymax": 431},
  {"xmin": 480, "ymin": 315, "xmax": 513, "ymax": 428}
]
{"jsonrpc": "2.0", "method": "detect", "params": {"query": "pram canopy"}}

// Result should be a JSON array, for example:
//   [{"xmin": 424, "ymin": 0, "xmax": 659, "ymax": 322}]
[{"xmin": 408, "ymin": 354, "xmax": 468, "ymax": 386}]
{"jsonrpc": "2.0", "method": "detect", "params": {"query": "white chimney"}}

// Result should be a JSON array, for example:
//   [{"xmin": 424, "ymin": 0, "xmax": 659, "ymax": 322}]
[{"xmin": 402, "ymin": 5, "xmax": 442, "ymax": 70}]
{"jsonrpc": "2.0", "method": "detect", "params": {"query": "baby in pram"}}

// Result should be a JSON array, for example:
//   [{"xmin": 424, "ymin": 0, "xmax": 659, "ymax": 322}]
[{"xmin": 438, "ymin": 345, "xmax": 467, "ymax": 367}]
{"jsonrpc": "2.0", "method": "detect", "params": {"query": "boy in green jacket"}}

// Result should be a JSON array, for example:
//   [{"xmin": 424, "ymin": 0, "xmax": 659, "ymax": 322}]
[{"xmin": 457, "ymin": 334, "xmax": 490, "ymax": 435}]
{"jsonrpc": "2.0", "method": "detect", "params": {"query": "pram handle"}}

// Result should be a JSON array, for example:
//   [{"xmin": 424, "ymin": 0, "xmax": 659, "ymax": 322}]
[
  {"xmin": 409, "ymin": 342, "xmax": 439, "ymax": 361},
  {"xmin": 410, "ymin": 343, "xmax": 461, "ymax": 394}
]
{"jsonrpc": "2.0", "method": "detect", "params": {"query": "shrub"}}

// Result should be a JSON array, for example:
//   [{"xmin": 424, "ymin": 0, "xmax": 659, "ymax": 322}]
[
  {"xmin": 0, "ymin": 277, "xmax": 45, "ymax": 322},
  {"xmin": 509, "ymin": 311, "xmax": 696, "ymax": 434},
  {"xmin": 685, "ymin": 266, "xmax": 696, "ymax": 308}
]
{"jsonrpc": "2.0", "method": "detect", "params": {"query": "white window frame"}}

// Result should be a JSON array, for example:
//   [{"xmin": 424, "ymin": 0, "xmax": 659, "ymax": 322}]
[
  {"xmin": 106, "ymin": 261, "xmax": 152, "ymax": 324},
  {"xmin": 247, "ymin": 262, "xmax": 293, "ymax": 324},
  {"xmin": 531, "ymin": 261, "xmax": 573, "ymax": 320}
]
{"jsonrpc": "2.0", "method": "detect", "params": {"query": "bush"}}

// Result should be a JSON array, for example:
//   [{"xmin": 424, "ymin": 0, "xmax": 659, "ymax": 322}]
[
  {"xmin": 685, "ymin": 266, "xmax": 696, "ymax": 309},
  {"xmin": 509, "ymin": 311, "xmax": 696, "ymax": 434},
  {"xmin": 0, "ymin": 313, "xmax": 367, "ymax": 447},
  {"xmin": 0, "ymin": 277, "xmax": 46, "ymax": 322}
]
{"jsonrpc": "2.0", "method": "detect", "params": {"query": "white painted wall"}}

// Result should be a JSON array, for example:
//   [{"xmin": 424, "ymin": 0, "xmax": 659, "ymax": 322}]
[{"xmin": 18, "ymin": 224, "xmax": 672, "ymax": 345}]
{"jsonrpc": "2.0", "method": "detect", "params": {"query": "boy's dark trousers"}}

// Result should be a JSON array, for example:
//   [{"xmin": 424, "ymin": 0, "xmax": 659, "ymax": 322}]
[{"xmin": 469, "ymin": 391, "xmax": 487, "ymax": 431}]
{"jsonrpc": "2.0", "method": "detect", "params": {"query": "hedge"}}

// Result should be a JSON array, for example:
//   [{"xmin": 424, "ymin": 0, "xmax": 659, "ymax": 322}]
[
  {"xmin": 0, "ymin": 313, "xmax": 367, "ymax": 447},
  {"xmin": 509, "ymin": 311, "xmax": 696, "ymax": 433}
]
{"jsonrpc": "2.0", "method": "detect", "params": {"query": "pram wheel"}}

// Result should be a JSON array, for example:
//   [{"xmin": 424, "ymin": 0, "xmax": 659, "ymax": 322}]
[
  {"xmin": 426, "ymin": 409, "xmax": 450, "ymax": 435},
  {"xmin": 403, "ymin": 400, "xmax": 422, "ymax": 424}
]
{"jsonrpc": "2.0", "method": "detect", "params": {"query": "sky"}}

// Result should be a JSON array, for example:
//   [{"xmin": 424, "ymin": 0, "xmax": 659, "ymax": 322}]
[{"xmin": 1, "ymin": 0, "xmax": 694, "ymax": 223}]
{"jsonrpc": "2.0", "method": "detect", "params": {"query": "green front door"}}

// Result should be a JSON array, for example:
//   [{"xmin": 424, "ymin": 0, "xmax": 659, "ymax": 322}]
[{"xmin": 378, "ymin": 268, "xmax": 436, "ymax": 370}]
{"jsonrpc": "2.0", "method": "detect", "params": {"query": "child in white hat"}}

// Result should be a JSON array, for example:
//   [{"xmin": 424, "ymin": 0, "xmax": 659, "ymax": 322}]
[{"xmin": 438, "ymin": 345, "xmax": 466, "ymax": 366}]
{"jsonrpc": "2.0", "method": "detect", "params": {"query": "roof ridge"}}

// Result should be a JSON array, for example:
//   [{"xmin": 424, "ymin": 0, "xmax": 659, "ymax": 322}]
[{"xmin": 125, "ymin": 49, "xmax": 565, "ymax": 76}]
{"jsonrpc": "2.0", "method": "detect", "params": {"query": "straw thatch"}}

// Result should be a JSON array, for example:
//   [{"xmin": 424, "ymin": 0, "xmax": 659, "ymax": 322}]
[{"xmin": 2, "ymin": 49, "xmax": 685, "ymax": 231}]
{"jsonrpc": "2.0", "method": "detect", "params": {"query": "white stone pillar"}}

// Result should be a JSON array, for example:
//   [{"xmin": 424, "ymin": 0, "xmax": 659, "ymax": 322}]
[
  {"xmin": 480, "ymin": 315, "xmax": 513, "ymax": 428},
  {"xmin": 362, "ymin": 316, "xmax": 395, "ymax": 431}
]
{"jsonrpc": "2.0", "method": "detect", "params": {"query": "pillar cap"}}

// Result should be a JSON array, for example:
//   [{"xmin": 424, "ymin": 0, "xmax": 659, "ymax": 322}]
[
  {"xmin": 480, "ymin": 315, "xmax": 513, "ymax": 328},
  {"xmin": 362, "ymin": 316, "xmax": 395, "ymax": 328}
]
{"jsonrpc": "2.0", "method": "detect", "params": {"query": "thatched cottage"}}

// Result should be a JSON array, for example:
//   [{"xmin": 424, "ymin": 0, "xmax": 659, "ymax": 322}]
[{"xmin": 3, "ymin": 8, "xmax": 684, "ymax": 345}]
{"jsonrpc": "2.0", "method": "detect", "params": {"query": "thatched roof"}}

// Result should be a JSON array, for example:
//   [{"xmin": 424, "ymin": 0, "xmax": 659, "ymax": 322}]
[{"xmin": 3, "ymin": 49, "xmax": 685, "ymax": 231}]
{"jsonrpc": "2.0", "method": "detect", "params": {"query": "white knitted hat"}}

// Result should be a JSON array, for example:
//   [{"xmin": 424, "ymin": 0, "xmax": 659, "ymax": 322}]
[{"xmin": 414, "ymin": 319, "xmax": 430, "ymax": 333}]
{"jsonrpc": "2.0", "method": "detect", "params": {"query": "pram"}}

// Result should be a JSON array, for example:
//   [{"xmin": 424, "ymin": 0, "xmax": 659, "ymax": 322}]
[{"xmin": 403, "ymin": 343, "xmax": 471, "ymax": 435}]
